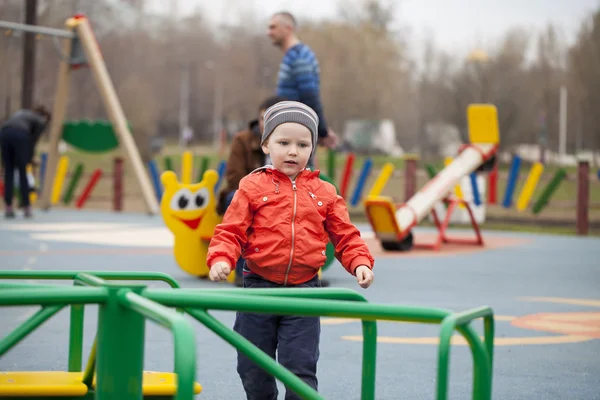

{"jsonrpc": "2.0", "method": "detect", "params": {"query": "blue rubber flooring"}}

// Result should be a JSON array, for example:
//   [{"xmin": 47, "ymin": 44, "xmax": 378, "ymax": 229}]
[{"xmin": 0, "ymin": 209, "xmax": 599, "ymax": 399}]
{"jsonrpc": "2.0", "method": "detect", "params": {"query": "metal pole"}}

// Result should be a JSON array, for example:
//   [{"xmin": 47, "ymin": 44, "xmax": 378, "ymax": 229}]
[
  {"xmin": 576, "ymin": 158, "xmax": 589, "ymax": 236},
  {"xmin": 75, "ymin": 17, "xmax": 159, "ymax": 214},
  {"xmin": 3, "ymin": 37, "xmax": 12, "ymax": 119},
  {"xmin": 0, "ymin": 20, "xmax": 76, "ymax": 39},
  {"xmin": 39, "ymin": 20, "xmax": 74, "ymax": 210},
  {"xmin": 404, "ymin": 154, "xmax": 419, "ymax": 201},
  {"xmin": 213, "ymin": 70, "xmax": 223, "ymax": 149},
  {"xmin": 96, "ymin": 286, "xmax": 145, "ymax": 400},
  {"xmin": 179, "ymin": 64, "xmax": 190, "ymax": 145},
  {"xmin": 559, "ymin": 86, "xmax": 567, "ymax": 161},
  {"xmin": 21, "ymin": 0, "xmax": 37, "ymax": 109},
  {"xmin": 113, "ymin": 157, "xmax": 123, "ymax": 212}
]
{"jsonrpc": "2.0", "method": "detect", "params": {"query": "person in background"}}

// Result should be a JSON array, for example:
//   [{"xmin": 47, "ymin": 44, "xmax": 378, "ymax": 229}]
[
  {"xmin": 267, "ymin": 11, "xmax": 339, "ymax": 166},
  {"xmin": 217, "ymin": 95, "xmax": 287, "ymax": 286},
  {"xmin": 0, "ymin": 105, "xmax": 51, "ymax": 219}
]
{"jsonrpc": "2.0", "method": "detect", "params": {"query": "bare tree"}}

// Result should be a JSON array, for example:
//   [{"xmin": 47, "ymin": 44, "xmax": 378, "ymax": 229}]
[
  {"xmin": 568, "ymin": 9, "xmax": 600, "ymax": 155},
  {"xmin": 0, "ymin": 0, "xmax": 596, "ymax": 161}
]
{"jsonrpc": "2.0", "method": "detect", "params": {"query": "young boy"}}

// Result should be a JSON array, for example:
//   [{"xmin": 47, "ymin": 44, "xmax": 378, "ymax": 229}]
[
  {"xmin": 217, "ymin": 95, "xmax": 286, "ymax": 286},
  {"xmin": 207, "ymin": 100, "xmax": 374, "ymax": 399}
]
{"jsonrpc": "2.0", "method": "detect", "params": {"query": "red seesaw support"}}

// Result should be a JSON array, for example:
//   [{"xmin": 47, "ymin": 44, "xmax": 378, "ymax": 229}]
[
  {"xmin": 365, "ymin": 196, "xmax": 484, "ymax": 252},
  {"xmin": 412, "ymin": 197, "xmax": 484, "ymax": 251}
]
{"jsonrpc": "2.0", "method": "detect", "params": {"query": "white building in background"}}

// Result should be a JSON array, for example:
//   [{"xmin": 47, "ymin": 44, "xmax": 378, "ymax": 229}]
[
  {"xmin": 343, "ymin": 119, "xmax": 404, "ymax": 157},
  {"xmin": 498, "ymin": 144, "xmax": 600, "ymax": 167}
]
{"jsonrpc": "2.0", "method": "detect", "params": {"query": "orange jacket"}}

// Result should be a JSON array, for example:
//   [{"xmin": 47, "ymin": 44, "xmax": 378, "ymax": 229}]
[{"xmin": 207, "ymin": 167, "xmax": 374, "ymax": 285}]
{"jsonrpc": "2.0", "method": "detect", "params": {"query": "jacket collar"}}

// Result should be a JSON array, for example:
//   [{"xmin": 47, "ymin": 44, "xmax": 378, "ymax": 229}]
[{"xmin": 252, "ymin": 165, "xmax": 321, "ymax": 181}]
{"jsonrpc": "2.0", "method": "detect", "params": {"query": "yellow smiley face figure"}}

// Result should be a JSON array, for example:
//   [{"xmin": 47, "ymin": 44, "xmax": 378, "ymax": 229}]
[{"xmin": 160, "ymin": 169, "xmax": 235, "ymax": 283}]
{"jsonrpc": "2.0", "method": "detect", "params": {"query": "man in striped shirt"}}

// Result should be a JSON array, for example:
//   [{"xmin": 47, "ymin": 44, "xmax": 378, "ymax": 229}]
[{"xmin": 267, "ymin": 11, "xmax": 338, "ymax": 156}]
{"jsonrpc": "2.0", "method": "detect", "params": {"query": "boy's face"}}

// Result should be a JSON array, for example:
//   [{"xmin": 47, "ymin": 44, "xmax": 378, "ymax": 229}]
[{"xmin": 262, "ymin": 123, "xmax": 312, "ymax": 180}]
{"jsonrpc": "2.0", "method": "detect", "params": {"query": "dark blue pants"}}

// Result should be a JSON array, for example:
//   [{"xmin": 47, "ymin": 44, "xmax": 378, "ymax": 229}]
[
  {"xmin": 233, "ymin": 271, "xmax": 321, "ymax": 400},
  {"xmin": 0, "ymin": 127, "xmax": 31, "ymax": 208}
]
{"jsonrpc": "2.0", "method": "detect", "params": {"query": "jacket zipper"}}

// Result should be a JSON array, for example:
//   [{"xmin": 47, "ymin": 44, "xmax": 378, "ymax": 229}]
[{"xmin": 284, "ymin": 180, "xmax": 297, "ymax": 285}]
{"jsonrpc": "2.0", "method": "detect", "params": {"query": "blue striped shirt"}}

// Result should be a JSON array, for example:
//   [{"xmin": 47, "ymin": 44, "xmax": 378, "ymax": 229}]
[{"xmin": 276, "ymin": 43, "xmax": 328, "ymax": 138}]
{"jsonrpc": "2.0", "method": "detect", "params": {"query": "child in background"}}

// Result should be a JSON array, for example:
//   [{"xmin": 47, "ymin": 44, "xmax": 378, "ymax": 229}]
[{"xmin": 207, "ymin": 100, "xmax": 374, "ymax": 399}]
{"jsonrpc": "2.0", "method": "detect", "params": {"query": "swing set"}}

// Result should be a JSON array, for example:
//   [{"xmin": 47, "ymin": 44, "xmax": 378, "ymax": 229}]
[{"xmin": 0, "ymin": 15, "xmax": 159, "ymax": 215}]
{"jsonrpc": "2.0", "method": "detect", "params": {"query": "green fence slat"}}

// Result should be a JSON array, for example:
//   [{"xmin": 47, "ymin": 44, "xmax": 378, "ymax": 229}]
[{"xmin": 63, "ymin": 163, "xmax": 84, "ymax": 205}]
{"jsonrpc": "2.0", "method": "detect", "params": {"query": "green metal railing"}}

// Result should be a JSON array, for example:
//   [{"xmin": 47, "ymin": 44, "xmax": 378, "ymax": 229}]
[
  {"xmin": 438, "ymin": 307, "xmax": 495, "ymax": 399},
  {"xmin": 195, "ymin": 287, "xmax": 378, "ymax": 397},
  {"xmin": 0, "ymin": 304, "xmax": 63, "ymax": 356},
  {"xmin": 0, "ymin": 271, "xmax": 495, "ymax": 400},
  {"xmin": 0, "ymin": 271, "xmax": 194, "ymax": 400},
  {"xmin": 0, "ymin": 270, "xmax": 181, "ymax": 372},
  {"xmin": 0, "ymin": 270, "xmax": 181, "ymax": 288},
  {"xmin": 145, "ymin": 289, "xmax": 493, "ymax": 400}
]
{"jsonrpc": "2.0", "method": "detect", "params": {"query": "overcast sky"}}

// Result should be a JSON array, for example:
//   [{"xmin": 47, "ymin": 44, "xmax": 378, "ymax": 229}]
[{"xmin": 146, "ymin": 0, "xmax": 598, "ymax": 58}]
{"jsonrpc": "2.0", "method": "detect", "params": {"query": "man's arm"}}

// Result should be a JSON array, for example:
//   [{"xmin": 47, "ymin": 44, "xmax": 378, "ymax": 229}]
[{"xmin": 289, "ymin": 55, "xmax": 329, "ymax": 138}]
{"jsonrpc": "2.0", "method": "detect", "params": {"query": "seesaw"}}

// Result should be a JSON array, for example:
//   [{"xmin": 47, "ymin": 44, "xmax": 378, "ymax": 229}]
[{"xmin": 365, "ymin": 104, "xmax": 500, "ymax": 251}]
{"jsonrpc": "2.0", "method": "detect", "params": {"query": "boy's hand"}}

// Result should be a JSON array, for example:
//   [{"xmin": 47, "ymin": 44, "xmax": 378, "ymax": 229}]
[
  {"xmin": 209, "ymin": 261, "xmax": 232, "ymax": 282},
  {"xmin": 355, "ymin": 265, "xmax": 374, "ymax": 289}
]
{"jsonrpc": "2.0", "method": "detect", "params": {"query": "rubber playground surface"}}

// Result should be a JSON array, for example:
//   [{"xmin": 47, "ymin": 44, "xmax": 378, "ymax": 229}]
[{"xmin": 0, "ymin": 210, "xmax": 599, "ymax": 399}]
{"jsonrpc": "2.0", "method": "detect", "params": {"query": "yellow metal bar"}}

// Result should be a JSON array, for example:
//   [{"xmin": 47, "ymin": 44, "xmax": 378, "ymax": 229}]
[
  {"xmin": 51, "ymin": 156, "xmax": 69, "ymax": 205},
  {"xmin": 368, "ymin": 162, "xmax": 394, "ymax": 198},
  {"xmin": 516, "ymin": 162, "xmax": 544, "ymax": 211},
  {"xmin": 181, "ymin": 151, "xmax": 193, "ymax": 184}
]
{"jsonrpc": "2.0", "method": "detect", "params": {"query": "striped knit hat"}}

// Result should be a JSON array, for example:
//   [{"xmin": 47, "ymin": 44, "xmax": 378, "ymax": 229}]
[{"xmin": 262, "ymin": 101, "xmax": 319, "ymax": 157}]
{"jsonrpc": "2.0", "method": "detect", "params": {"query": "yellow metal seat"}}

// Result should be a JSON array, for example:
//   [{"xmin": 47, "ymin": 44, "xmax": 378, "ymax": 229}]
[
  {"xmin": 0, "ymin": 371, "xmax": 87, "ymax": 397},
  {"xmin": 91, "ymin": 371, "xmax": 202, "ymax": 396},
  {"xmin": 0, "ymin": 371, "xmax": 202, "ymax": 398},
  {"xmin": 364, "ymin": 196, "xmax": 402, "ymax": 241},
  {"xmin": 140, "ymin": 371, "xmax": 202, "ymax": 396}
]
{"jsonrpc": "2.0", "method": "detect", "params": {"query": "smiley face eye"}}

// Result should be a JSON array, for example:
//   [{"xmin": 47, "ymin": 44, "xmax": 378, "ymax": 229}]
[
  {"xmin": 170, "ymin": 188, "xmax": 194, "ymax": 211},
  {"xmin": 193, "ymin": 188, "xmax": 210, "ymax": 209},
  {"xmin": 169, "ymin": 187, "xmax": 210, "ymax": 211},
  {"xmin": 179, "ymin": 196, "xmax": 189, "ymax": 209}
]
